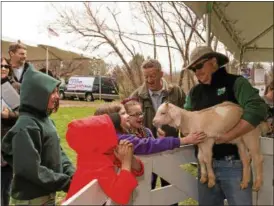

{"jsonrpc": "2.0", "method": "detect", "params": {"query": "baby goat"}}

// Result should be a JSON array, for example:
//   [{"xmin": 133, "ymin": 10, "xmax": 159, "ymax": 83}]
[{"xmin": 153, "ymin": 101, "xmax": 265, "ymax": 191}]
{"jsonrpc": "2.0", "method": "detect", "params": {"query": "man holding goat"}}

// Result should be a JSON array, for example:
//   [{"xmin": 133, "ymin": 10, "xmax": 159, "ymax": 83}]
[{"xmin": 184, "ymin": 46, "xmax": 268, "ymax": 206}]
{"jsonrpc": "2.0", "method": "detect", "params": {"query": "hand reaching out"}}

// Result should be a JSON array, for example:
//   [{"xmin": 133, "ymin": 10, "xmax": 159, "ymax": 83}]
[
  {"xmin": 157, "ymin": 128, "xmax": 166, "ymax": 138},
  {"xmin": 180, "ymin": 132, "xmax": 207, "ymax": 145}
]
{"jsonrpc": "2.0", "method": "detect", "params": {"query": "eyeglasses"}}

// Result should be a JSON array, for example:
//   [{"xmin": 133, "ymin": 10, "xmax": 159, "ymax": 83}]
[
  {"xmin": 129, "ymin": 112, "xmax": 145, "ymax": 118},
  {"xmin": 190, "ymin": 58, "xmax": 209, "ymax": 72},
  {"xmin": 1, "ymin": 64, "xmax": 11, "ymax": 69}
]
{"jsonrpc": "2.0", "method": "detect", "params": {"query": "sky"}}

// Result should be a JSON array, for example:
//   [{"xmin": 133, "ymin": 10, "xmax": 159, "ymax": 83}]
[
  {"xmin": 2, "ymin": 1, "xmax": 229, "ymax": 74},
  {"xmin": 2, "ymin": 2, "xmax": 64, "ymax": 47}
]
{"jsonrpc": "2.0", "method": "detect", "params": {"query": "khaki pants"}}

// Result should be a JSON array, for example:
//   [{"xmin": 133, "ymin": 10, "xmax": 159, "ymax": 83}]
[{"xmin": 10, "ymin": 193, "xmax": 55, "ymax": 205}]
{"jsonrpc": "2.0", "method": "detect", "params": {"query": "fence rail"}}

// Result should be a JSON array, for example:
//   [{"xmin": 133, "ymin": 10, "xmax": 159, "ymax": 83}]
[{"xmin": 63, "ymin": 137, "xmax": 273, "ymax": 206}]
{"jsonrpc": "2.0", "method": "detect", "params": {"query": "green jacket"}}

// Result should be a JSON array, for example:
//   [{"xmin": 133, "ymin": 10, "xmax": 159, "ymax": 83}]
[
  {"xmin": 184, "ymin": 71, "xmax": 268, "ymax": 127},
  {"xmin": 2, "ymin": 67, "xmax": 75, "ymax": 200},
  {"xmin": 130, "ymin": 79, "xmax": 186, "ymax": 137}
]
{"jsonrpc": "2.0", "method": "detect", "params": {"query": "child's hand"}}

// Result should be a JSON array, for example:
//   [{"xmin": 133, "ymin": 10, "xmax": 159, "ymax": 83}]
[
  {"xmin": 114, "ymin": 140, "xmax": 133, "ymax": 171},
  {"xmin": 157, "ymin": 128, "xmax": 165, "ymax": 138},
  {"xmin": 180, "ymin": 132, "xmax": 207, "ymax": 145}
]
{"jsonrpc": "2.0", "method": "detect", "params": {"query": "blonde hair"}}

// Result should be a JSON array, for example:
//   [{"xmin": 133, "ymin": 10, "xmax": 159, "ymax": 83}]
[
  {"xmin": 8, "ymin": 41, "xmax": 27, "ymax": 54},
  {"xmin": 122, "ymin": 98, "xmax": 142, "ymax": 114}
]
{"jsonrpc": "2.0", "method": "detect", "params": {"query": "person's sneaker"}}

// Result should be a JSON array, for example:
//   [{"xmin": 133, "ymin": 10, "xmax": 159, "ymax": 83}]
[{"xmin": 190, "ymin": 162, "xmax": 198, "ymax": 167}]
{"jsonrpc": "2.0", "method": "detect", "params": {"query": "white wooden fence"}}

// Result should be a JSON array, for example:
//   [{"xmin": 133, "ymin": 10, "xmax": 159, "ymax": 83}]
[
  {"xmin": 61, "ymin": 179, "xmax": 110, "ymax": 205},
  {"xmin": 63, "ymin": 137, "xmax": 273, "ymax": 206}
]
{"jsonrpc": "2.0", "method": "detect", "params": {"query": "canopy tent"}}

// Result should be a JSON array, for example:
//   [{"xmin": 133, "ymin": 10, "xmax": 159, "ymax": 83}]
[
  {"xmin": 1, "ymin": 36, "xmax": 92, "ymax": 61},
  {"xmin": 184, "ymin": 2, "xmax": 273, "ymax": 62}
]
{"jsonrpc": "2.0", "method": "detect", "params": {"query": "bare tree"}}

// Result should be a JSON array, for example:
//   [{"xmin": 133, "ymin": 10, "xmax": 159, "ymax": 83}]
[
  {"xmin": 52, "ymin": 2, "xmax": 209, "ymax": 95},
  {"xmin": 156, "ymin": 2, "xmax": 173, "ymax": 81},
  {"xmin": 32, "ymin": 57, "xmax": 109, "ymax": 79},
  {"xmin": 139, "ymin": 2, "xmax": 157, "ymax": 59},
  {"xmin": 53, "ymin": 2, "xmax": 138, "ymax": 88},
  {"xmin": 31, "ymin": 59, "xmax": 85, "ymax": 78}
]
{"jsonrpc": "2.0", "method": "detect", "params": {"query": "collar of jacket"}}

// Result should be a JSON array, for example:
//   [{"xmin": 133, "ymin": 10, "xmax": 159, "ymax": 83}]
[
  {"xmin": 197, "ymin": 67, "xmax": 228, "ymax": 87},
  {"xmin": 137, "ymin": 78, "xmax": 175, "ymax": 99}
]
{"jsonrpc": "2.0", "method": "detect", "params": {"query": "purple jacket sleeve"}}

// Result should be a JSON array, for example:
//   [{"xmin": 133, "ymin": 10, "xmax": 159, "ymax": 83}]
[{"xmin": 117, "ymin": 133, "xmax": 180, "ymax": 155}]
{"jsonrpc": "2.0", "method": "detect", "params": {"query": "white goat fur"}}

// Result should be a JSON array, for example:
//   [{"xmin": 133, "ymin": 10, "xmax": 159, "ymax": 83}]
[{"xmin": 153, "ymin": 101, "xmax": 264, "ymax": 191}]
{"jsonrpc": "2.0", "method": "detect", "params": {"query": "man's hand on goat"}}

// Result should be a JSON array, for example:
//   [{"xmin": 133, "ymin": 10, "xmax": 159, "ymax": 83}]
[
  {"xmin": 216, "ymin": 119, "xmax": 255, "ymax": 144},
  {"xmin": 180, "ymin": 132, "xmax": 207, "ymax": 145},
  {"xmin": 215, "ymin": 133, "xmax": 235, "ymax": 144}
]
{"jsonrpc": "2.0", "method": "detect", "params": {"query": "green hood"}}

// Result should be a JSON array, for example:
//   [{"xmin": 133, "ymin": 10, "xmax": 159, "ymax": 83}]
[{"xmin": 20, "ymin": 66, "xmax": 60, "ymax": 116}]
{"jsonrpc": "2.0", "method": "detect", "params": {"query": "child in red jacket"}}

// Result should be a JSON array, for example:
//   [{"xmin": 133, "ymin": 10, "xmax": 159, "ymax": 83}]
[{"xmin": 65, "ymin": 114, "xmax": 144, "ymax": 205}]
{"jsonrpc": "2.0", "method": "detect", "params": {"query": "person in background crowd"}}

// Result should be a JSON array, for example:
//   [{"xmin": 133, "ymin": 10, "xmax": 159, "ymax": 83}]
[
  {"xmin": 64, "ymin": 114, "xmax": 144, "ymax": 205},
  {"xmin": 39, "ymin": 68, "xmax": 54, "ymax": 78},
  {"xmin": 8, "ymin": 41, "xmax": 30, "ymax": 90},
  {"xmin": 2, "ymin": 68, "xmax": 75, "ymax": 205},
  {"xmin": 1, "ymin": 57, "xmax": 19, "ymax": 206},
  {"xmin": 263, "ymin": 81, "xmax": 273, "ymax": 108},
  {"xmin": 263, "ymin": 81, "xmax": 273, "ymax": 138}
]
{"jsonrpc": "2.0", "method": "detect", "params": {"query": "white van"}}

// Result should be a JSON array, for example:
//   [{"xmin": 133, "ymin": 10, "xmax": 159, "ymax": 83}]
[{"xmin": 62, "ymin": 76, "xmax": 119, "ymax": 101}]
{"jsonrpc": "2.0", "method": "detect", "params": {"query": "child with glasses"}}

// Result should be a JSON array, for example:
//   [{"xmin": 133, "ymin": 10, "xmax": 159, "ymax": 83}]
[
  {"xmin": 95, "ymin": 100, "xmax": 206, "ymax": 155},
  {"xmin": 122, "ymin": 97, "xmax": 153, "ymax": 138}
]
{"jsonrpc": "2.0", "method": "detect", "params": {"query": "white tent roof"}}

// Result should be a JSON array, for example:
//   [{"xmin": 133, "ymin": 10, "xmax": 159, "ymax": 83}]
[
  {"xmin": 185, "ymin": 2, "xmax": 273, "ymax": 62},
  {"xmin": 1, "ymin": 36, "xmax": 92, "ymax": 61}
]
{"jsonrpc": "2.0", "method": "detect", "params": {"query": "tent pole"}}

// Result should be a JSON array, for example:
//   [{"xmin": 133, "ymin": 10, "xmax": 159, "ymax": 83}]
[
  {"xmin": 99, "ymin": 68, "xmax": 102, "ymax": 101},
  {"xmin": 46, "ymin": 47, "xmax": 49, "ymax": 74},
  {"xmin": 59, "ymin": 61, "xmax": 63, "ymax": 78},
  {"xmin": 206, "ymin": 2, "xmax": 213, "ymax": 47}
]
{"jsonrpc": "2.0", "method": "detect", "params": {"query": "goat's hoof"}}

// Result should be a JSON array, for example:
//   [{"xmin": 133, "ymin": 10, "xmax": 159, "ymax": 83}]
[
  {"xmin": 207, "ymin": 179, "xmax": 216, "ymax": 188},
  {"xmin": 200, "ymin": 176, "xmax": 207, "ymax": 184},
  {"xmin": 252, "ymin": 185, "xmax": 260, "ymax": 192},
  {"xmin": 240, "ymin": 181, "xmax": 248, "ymax": 190},
  {"xmin": 252, "ymin": 180, "xmax": 262, "ymax": 192}
]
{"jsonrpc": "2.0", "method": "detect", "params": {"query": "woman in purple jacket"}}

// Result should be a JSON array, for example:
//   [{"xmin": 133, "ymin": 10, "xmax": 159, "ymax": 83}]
[{"xmin": 94, "ymin": 101, "xmax": 206, "ymax": 155}]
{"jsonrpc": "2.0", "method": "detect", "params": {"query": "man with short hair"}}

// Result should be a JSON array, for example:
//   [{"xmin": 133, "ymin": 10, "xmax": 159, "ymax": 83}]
[
  {"xmin": 131, "ymin": 59, "xmax": 186, "ymax": 137},
  {"xmin": 8, "ymin": 42, "xmax": 30, "ymax": 85},
  {"xmin": 130, "ymin": 59, "xmax": 186, "ymax": 205},
  {"xmin": 184, "ymin": 46, "xmax": 268, "ymax": 206}
]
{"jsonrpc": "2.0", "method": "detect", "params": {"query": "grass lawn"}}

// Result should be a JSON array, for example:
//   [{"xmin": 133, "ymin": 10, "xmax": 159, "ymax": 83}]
[{"xmin": 51, "ymin": 107, "xmax": 198, "ymax": 205}]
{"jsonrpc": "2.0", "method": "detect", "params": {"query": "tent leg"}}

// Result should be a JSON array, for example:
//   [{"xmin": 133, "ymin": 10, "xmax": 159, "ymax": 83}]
[
  {"xmin": 239, "ymin": 47, "xmax": 244, "ymax": 76},
  {"xmin": 46, "ymin": 47, "xmax": 49, "ymax": 75},
  {"xmin": 59, "ymin": 61, "xmax": 63, "ymax": 78},
  {"xmin": 99, "ymin": 71, "xmax": 102, "ymax": 101},
  {"xmin": 206, "ymin": 12, "xmax": 211, "ymax": 47},
  {"xmin": 206, "ymin": 2, "xmax": 213, "ymax": 47}
]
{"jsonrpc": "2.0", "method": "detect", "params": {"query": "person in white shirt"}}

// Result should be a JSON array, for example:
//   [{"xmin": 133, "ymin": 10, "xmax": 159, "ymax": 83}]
[{"xmin": 8, "ymin": 41, "xmax": 29, "ymax": 84}]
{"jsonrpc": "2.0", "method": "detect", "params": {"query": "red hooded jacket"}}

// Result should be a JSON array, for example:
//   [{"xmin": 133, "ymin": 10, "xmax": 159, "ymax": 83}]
[{"xmin": 65, "ymin": 114, "xmax": 144, "ymax": 205}]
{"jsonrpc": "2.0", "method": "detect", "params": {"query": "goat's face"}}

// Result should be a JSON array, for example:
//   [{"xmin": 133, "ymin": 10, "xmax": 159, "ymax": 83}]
[{"xmin": 153, "ymin": 102, "xmax": 181, "ymax": 128}]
